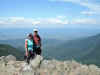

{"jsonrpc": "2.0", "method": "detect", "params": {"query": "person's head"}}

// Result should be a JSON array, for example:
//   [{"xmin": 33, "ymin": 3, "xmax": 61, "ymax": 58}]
[
  {"xmin": 27, "ymin": 33, "xmax": 33, "ymax": 39},
  {"xmin": 33, "ymin": 29, "xmax": 38, "ymax": 36}
]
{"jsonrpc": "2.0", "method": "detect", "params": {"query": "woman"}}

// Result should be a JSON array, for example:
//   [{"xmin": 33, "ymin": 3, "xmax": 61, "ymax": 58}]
[{"xmin": 25, "ymin": 33, "xmax": 35, "ymax": 64}]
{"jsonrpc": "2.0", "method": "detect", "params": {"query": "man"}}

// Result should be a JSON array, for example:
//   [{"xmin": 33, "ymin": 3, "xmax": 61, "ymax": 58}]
[{"xmin": 33, "ymin": 29, "xmax": 42, "ymax": 55}]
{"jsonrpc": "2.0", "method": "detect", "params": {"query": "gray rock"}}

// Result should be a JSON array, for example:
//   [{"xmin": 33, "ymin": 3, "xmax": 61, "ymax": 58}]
[
  {"xmin": 0, "ymin": 56, "xmax": 5, "ymax": 60},
  {"xmin": 0, "ymin": 55, "xmax": 100, "ymax": 75},
  {"xmin": 30, "ymin": 55, "xmax": 43, "ymax": 68},
  {"xmin": 5, "ymin": 55, "xmax": 16, "ymax": 62}
]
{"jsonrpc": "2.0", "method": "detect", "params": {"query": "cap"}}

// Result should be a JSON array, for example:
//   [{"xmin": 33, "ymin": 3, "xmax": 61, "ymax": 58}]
[{"xmin": 33, "ymin": 29, "xmax": 38, "ymax": 32}]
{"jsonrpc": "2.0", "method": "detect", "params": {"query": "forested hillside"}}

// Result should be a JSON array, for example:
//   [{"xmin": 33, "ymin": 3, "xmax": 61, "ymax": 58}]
[{"xmin": 0, "ymin": 44, "xmax": 24, "ymax": 60}]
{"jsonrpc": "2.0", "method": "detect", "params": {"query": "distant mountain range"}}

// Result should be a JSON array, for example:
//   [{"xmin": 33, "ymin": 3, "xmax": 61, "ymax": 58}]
[
  {"xmin": 43, "ymin": 33, "xmax": 100, "ymax": 66},
  {"xmin": 80, "ymin": 34, "xmax": 100, "ymax": 66}
]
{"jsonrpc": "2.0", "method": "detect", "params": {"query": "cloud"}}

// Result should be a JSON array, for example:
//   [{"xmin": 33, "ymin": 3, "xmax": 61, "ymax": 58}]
[
  {"xmin": 71, "ymin": 18, "xmax": 98, "ymax": 24},
  {"xmin": 81, "ymin": 11, "xmax": 97, "ymax": 16},
  {"xmin": 49, "ymin": 0, "xmax": 100, "ymax": 15},
  {"xmin": 0, "ymin": 21, "xmax": 5, "ymax": 24},
  {"xmin": 36, "ymin": 17, "xmax": 69, "ymax": 25},
  {"xmin": 0, "ymin": 16, "xmax": 99, "ymax": 28},
  {"xmin": 0, "ymin": 16, "xmax": 69, "ymax": 28},
  {"xmin": 81, "ymin": 2, "xmax": 100, "ymax": 15}
]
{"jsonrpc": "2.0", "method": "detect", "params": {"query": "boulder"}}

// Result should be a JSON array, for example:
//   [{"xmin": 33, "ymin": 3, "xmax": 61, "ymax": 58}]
[
  {"xmin": 30, "ymin": 55, "xmax": 43, "ymax": 68},
  {"xmin": 5, "ymin": 55, "xmax": 16, "ymax": 62}
]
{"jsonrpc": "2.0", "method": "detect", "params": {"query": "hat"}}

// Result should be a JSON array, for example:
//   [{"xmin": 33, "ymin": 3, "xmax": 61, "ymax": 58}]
[{"xmin": 33, "ymin": 29, "xmax": 38, "ymax": 32}]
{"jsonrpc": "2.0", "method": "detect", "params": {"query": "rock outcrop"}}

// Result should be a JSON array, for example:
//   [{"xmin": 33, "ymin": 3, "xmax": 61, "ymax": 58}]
[{"xmin": 0, "ymin": 55, "xmax": 100, "ymax": 75}]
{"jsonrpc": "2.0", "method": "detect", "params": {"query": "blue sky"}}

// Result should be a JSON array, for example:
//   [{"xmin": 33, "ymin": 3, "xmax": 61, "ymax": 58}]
[{"xmin": 0, "ymin": 0, "xmax": 100, "ymax": 28}]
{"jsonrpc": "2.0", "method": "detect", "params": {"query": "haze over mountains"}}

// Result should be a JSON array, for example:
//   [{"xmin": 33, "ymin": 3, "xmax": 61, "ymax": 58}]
[{"xmin": 0, "ymin": 28, "xmax": 100, "ymax": 40}]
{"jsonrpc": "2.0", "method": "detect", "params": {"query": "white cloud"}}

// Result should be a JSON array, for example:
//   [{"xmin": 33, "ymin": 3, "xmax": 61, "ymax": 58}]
[
  {"xmin": 49, "ymin": 0, "xmax": 100, "ymax": 15},
  {"xmin": 81, "ymin": 11, "xmax": 97, "ymax": 16},
  {"xmin": 9, "ymin": 17, "xmax": 25, "ymax": 23},
  {"xmin": 0, "ymin": 16, "xmax": 99, "ymax": 28},
  {"xmin": 0, "ymin": 16, "xmax": 69, "ymax": 28},
  {"xmin": 81, "ymin": 2, "xmax": 100, "ymax": 15},
  {"xmin": 0, "ymin": 21, "xmax": 5, "ymax": 24},
  {"xmin": 32, "ymin": 21, "xmax": 40, "ymax": 25},
  {"xmin": 35, "ymin": 16, "xmax": 69, "ymax": 25},
  {"xmin": 38, "ymin": 17, "xmax": 69, "ymax": 24},
  {"xmin": 71, "ymin": 18, "xmax": 98, "ymax": 24},
  {"xmin": 57, "ymin": 16, "xmax": 67, "ymax": 19}
]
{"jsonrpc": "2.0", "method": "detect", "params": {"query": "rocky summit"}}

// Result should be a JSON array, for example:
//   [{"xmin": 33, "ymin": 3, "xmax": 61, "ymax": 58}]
[{"xmin": 0, "ymin": 55, "xmax": 100, "ymax": 75}]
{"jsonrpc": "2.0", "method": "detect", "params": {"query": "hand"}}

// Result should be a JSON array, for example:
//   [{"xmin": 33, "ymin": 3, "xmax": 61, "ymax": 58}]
[
  {"xmin": 40, "ymin": 46, "xmax": 42, "ymax": 49},
  {"xmin": 26, "ymin": 51, "xmax": 28, "ymax": 56}
]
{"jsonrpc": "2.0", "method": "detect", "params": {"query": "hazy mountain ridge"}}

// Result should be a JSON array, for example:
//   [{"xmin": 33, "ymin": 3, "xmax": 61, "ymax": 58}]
[
  {"xmin": 43, "ymin": 33, "xmax": 100, "ymax": 66},
  {"xmin": 80, "ymin": 34, "xmax": 100, "ymax": 66}
]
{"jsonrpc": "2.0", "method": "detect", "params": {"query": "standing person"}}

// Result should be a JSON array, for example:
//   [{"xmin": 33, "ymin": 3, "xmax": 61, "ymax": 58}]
[
  {"xmin": 33, "ymin": 29, "xmax": 42, "ymax": 55},
  {"xmin": 25, "ymin": 33, "xmax": 35, "ymax": 64}
]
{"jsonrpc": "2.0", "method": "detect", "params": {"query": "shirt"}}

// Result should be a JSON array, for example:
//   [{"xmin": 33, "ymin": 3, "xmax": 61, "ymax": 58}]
[{"xmin": 25, "ymin": 39, "xmax": 33, "ymax": 51}]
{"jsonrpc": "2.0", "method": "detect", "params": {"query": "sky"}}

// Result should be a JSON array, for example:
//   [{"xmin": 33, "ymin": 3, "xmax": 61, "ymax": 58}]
[{"xmin": 0, "ymin": 0, "xmax": 100, "ymax": 29}]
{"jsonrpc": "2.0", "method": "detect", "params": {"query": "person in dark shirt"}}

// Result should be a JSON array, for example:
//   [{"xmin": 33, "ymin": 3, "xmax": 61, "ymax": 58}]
[{"xmin": 33, "ymin": 29, "xmax": 42, "ymax": 55}]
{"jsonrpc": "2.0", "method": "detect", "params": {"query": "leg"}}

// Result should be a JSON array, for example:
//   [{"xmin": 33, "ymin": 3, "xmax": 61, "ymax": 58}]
[
  {"xmin": 30, "ymin": 51, "xmax": 36, "ymax": 59},
  {"xmin": 36, "ymin": 48, "xmax": 42, "ymax": 55},
  {"xmin": 26, "ymin": 51, "xmax": 31, "ymax": 64}
]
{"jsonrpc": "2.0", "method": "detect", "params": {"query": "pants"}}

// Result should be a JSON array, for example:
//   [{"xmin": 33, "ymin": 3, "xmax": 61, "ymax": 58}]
[
  {"xmin": 35, "ymin": 47, "xmax": 42, "ymax": 55},
  {"xmin": 24, "ymin": 50, "xmax": 35, "ymax": 64}
]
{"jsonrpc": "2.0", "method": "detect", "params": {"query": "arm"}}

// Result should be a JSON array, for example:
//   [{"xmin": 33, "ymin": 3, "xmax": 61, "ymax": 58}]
[
  {"xmin": 25, "ymin": 39, "xmax": 28, "ymax": 56},
  {"xmin": 38, "ymin": 35, "xmax": 42, "ymax": 47},
  {"xmin": 39, "ymin": 36, "xmax": 42, "ymax": 48}
]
